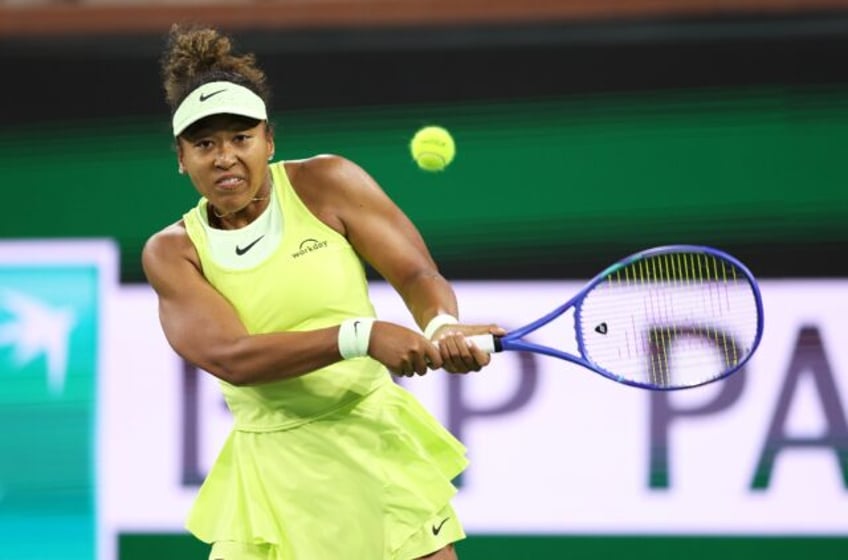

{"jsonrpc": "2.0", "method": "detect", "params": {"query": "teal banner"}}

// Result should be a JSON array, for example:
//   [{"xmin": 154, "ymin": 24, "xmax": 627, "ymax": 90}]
[{"xmin": 0, "ymin": 244, "xmax": 113, "ymax": 560}]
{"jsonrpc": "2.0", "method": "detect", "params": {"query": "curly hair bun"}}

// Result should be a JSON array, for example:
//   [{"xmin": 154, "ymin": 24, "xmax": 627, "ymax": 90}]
[{"xmin": 161, "ymin": 24, "xmax": 269, "ymax": 112}]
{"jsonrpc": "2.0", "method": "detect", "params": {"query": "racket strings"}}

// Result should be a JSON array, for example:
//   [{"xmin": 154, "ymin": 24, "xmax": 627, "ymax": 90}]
[{"xmin": 579, "ymin": 252, "xmax": 759, "ymax": 388}]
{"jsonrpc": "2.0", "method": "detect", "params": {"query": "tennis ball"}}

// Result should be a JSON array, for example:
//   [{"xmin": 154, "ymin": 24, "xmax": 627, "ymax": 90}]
[{"xmin": 410, "ymin": 126, "xmax": 455, "ymax": 172}]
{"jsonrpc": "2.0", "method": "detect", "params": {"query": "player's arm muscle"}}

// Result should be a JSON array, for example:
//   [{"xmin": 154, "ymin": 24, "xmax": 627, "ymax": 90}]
[
  {"xmin": 141, "ymin": 227, "xmax": 340, "ymax": 385},
  {"xmin": 299, "ymin": 155, "xmax": 458, "ymax": 328}
]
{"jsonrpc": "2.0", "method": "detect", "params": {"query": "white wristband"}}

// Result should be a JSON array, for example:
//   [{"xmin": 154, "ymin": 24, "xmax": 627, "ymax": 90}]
[
  {"xmin": 338, "ymin": 318, "xmax": 375, "ymax": 359},
  {"xmin": 423, "ymin": 313, "xmax": 459, "ymax": 340}
]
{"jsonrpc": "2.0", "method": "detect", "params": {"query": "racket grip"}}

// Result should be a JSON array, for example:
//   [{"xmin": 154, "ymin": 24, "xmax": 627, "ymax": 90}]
[{"xmin": 466, "ymin": 334, "xmax": 502, "ymax": 353}]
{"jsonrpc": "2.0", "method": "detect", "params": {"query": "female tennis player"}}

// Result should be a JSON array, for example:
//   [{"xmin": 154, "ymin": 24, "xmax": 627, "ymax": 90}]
[{"xmin": 141, "ymin": 24, "xmax": 504, "ymax": 560}]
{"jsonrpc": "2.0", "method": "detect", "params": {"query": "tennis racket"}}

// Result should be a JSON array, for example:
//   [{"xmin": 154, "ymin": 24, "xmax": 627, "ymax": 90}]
[{"xmin": 468, "ymin": 245, "xmax": 764, "ymax": 390}]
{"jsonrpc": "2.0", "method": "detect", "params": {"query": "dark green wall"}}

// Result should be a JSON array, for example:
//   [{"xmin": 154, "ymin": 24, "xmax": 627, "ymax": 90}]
[
  {"xmin": 3, "ymin": 87, "xmax": 847, "ymax": 281},
  {"xmin": 119, "ymin": 533, "xmax": 848, "ymax": 560}
]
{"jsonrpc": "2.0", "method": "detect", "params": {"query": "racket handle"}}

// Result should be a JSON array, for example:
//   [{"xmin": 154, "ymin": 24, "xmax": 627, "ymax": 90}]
[{"xmin": 466, "ymin": 334, "xmax": 503, "ymax": 353}]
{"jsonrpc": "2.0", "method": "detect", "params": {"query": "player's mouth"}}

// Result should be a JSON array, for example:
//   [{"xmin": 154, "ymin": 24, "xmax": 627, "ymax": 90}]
[{"xmin": 215, "ymin": 175, "xmax": 245, "ymax": 189}]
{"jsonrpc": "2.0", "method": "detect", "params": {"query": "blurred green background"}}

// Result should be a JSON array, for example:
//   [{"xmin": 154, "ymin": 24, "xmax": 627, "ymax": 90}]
[
  {"xmin": 119, "ymin": 534, "xmax": 848, "ymax": 560},
  {"xmin": 3, "ymin": 87, "xmax": 847, "ymax": 282}
]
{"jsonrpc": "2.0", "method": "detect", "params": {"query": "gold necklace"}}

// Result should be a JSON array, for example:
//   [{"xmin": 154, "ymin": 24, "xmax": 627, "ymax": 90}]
[{"xmin": 211, "ymin": 187, "xmax": 270, "ymax": 219}]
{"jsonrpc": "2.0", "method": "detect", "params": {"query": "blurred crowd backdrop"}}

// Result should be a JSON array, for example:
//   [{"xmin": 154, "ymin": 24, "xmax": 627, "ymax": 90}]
[{"xmin": 1, "ymin": 1, "xmax": 847, "ymax": 559}]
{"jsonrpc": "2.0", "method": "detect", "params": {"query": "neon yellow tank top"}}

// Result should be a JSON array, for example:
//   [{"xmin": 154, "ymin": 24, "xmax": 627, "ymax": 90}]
[{"xmin": 183, "ymin": 161, "xmax": 388, "ymax": 431}]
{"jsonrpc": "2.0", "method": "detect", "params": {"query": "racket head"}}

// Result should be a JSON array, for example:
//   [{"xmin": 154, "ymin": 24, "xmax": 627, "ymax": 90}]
[{"xmin": 574, "ymin": 245, "xmax": 764, "ymax": 390}]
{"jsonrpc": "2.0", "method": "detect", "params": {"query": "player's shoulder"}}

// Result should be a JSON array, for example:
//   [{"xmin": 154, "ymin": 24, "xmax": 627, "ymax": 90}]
[
  {"xmin": 287, "ymin": 154, "xmax": 377, "ymax": 200},
  {"xmin": 286, "ymin": 153, "xmax": 361, "ymax": 184},
  {"xmin": 141, "ymin": 220, "xmax": 204, "ymax": 286},
  {"xmin": 142, "ymin": 221, "xmax": 192, "ymax": 266}
]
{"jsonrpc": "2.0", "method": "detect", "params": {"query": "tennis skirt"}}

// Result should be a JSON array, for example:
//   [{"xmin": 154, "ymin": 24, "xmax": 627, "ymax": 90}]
[{"xmin": 186, "ymin": 377, "xmax": 468, "ymax": 559}]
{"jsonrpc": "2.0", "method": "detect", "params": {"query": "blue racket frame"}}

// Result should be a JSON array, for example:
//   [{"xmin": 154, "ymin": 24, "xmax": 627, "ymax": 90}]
[{"xmin": 493, "ymin": 245, "xmax": 765, "ymax": 390}]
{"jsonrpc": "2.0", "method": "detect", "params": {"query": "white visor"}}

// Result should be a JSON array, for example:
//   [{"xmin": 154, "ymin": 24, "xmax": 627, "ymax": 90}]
[{"xmin": 172, "ymin": 81, "xmax": 267, "ymax": 137}]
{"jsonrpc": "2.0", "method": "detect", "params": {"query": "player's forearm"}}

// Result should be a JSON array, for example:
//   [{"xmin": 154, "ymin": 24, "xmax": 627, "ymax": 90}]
[
  {"xmin": 200, "ymin": 327, "xmax": 342, "ymax": 386},
  {"xmin": 396, "ymin": 270, "xmax": 459, "ymax": 330}
]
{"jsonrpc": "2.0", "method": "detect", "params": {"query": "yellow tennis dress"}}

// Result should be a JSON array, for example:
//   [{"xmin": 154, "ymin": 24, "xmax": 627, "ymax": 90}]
[{"xmin": 181, "ymin": 162, "xmax": 467, "ymax": 559}]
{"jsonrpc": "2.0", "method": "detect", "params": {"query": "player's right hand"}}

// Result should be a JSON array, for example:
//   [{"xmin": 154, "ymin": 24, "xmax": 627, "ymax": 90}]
[{"xmin": 368, "ymin": 321, "xmax": 443, "ymax": 377}]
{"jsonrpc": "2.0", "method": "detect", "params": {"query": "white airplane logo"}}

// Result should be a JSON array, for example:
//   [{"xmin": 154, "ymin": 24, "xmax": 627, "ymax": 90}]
[{"xmin": 0, "ymin": 289, "xmax": 77, "ymax": 396}]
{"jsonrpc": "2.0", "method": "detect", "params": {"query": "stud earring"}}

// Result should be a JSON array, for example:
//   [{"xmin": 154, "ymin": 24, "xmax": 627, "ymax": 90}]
[{"xmin": 178, "ymin": 165, "xmax": 185, "ymax": 175}]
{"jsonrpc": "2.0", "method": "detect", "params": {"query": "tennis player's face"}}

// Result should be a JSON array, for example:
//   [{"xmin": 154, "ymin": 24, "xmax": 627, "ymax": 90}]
[{"xmin": 177, "ymin": 115, "xmax": 274, "ymax": 216}]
